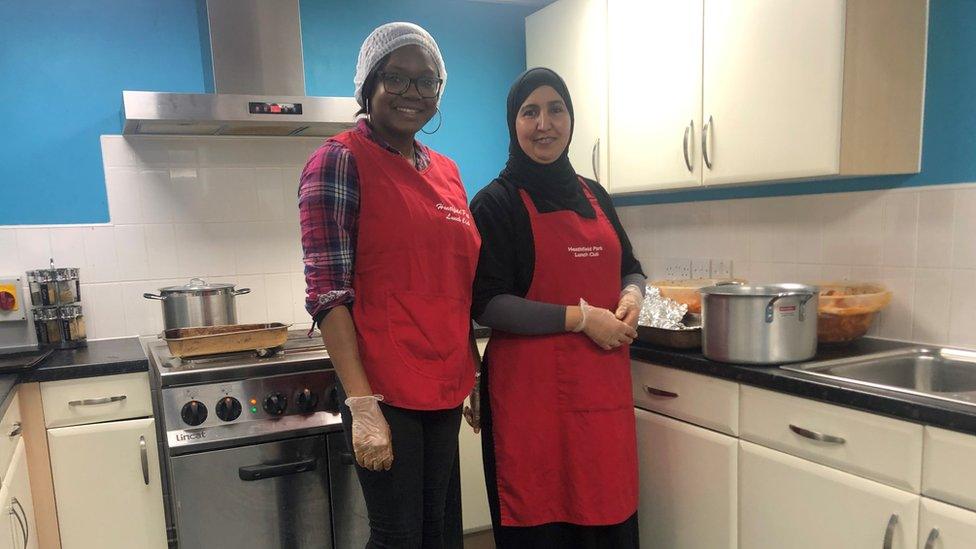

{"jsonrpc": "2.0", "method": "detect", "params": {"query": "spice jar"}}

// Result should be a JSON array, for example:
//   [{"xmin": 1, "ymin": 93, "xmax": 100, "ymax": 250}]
[
  {"xmin": 27, "ymin": 270, "xmax": 57, "ymax": 306},
  {"xmin": 58, "ymin": 305, "xmax": 87, "ymax": 348},
  {"xmin": 54, "ymin": 268, "xmax": 81, "ymax": 304},
  {"xmin": 33, "ymin": 306, "xmax": 63, "ymax": 346}
]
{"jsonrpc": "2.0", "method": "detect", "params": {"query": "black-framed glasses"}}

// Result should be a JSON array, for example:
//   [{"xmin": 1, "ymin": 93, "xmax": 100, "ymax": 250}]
[{"xmin": 378, "ymin": 71, "xmax": 442, "ymax": 99}]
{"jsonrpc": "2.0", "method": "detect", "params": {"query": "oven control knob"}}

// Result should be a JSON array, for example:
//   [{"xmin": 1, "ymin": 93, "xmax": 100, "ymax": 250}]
[
  {"xmin": 215, "ymin": 396, "xmax": 242, "ymax": 421},
  {"xmin": 263, "ymin": 392, "xmax": 288, "ymax": 416},
  {"xmin": 296, "ymin": 388, "xmax": 319, "ymax": 414},
  {"xmin": 181, "ymin": 400, "xmax": 208, "ymax": 426}
]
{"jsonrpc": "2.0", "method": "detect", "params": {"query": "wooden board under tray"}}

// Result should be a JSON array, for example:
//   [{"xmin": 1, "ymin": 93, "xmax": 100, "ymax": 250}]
[{"xmin": 161, "ymin": 323, "xmax": 291, "ymax": 358}]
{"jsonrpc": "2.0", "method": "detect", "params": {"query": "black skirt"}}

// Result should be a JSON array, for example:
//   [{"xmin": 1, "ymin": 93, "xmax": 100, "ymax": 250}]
[{"xmin": 479, "ymin": 361, "xmax": 640, "ymax": 549}]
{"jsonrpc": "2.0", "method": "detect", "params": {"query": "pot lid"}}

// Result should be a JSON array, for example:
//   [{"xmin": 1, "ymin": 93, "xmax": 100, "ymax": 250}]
[
  {"xmin": 158, "ymin": 278, "xmax": 236, "ymax": 293},
  {"xmin": 700, "ymin": 283, "xmax": 819, "ymax": 297}
]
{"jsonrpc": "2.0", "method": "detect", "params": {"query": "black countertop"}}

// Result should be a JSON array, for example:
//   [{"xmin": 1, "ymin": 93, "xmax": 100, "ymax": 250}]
[
  {"xmin": 630, "ymin": 338, "xmax": 976, "ymax": 436},
  {"xmin": 21, "ymin": 337, "xmax": 149, "ymax": 383}
]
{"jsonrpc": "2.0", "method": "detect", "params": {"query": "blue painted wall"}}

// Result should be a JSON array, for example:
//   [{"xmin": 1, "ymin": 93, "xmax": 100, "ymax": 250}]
[
  {"xmin": 3, "ymin": 0, "xmax": 975, "ymax": 223},
  {"xmin": 0, "ymin": 0, "xmax": 532, "ymax": 225},
  {"xmin": 615, "ymin": 0, "xmax": 976, "ymax": 207},
  {"xmin": 0, "ymin": 0, "xmax": 206, "ymax": 225},
  {"xmin": 299, "ymin": 0, "xmax": 534, "ymax": 199}
]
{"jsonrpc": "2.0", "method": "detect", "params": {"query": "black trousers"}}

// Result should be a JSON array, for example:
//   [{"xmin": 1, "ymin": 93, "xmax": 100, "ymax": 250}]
[{"xmin": 339, "ymin": 384, "xmax": 463, "ymax": 549}]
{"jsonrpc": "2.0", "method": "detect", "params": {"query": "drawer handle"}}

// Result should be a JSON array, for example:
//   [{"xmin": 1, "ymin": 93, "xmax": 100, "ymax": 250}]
[
  {"xmin": 68, "ymin": 395, "xmax": 127, "ymax": 407},
  {"xmin": 923, "ymin": 528, "xmax": 939, "ymax": 549},
  {"xmin": 140, "ymin": 435, "xmax": 150, "ymax": 486},
  {"xmin": 789, "ymin": 424, "xmax": 846, "ymax": 444},
  {"xmin": 883, "ymin": 514, "xmax": 898, "ymax": 549},
  {"xmin": 644, "ymin": 386, "xmax": 679, "ymax": 399},
  {"xmin": 8, "ymin": 422, "xmax": 21, "ymax": 438}
]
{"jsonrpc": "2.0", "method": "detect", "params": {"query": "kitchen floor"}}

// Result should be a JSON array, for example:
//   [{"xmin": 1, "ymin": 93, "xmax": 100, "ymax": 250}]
[{"xmin": 464, "ymin": 529, "xmax": 495, "ymax": 549}]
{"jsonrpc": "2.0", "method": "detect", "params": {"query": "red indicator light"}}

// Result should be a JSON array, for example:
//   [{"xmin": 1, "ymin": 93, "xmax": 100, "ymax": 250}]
[{"xmin": 270, "ymin": 104, "xmax": 281, "ymax": 113}]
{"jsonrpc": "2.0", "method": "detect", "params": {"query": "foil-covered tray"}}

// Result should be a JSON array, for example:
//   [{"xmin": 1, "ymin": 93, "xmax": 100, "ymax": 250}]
[{"xmin": 636, "ymin": 286, "xmax": 702, "ymax": 349}]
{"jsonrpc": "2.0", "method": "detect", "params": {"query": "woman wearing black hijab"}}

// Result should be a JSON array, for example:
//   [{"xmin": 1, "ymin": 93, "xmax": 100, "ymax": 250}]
[{"xmin": 465, "ymin": 68, "xmax": 645, "ymax": 547}]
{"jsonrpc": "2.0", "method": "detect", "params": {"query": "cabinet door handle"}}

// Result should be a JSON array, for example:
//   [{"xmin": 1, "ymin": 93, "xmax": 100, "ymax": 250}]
[
  {"xmin": 140, "ymin": 435, "xmax": 150, "ymax": 486},
  {"xmin": 923, "ymin": 528, "xmax": 939, "ymax": 549},
  {"xmin": 591, "ymin": 138, "xmax": 601, "ymax": 183},
  {"xmin": 643, "ymin": 386, "xmax": 679, "ymax": 399},
  {"xmin": 682, "ymin": 119, "xmax": 694, "ymax": 172},
  {"xmin": 8, "ymin": 422, "xmax": 21, "ymax": 437},
  {"xmin": 68, "ymin": 395, "xmax": 127, "ymax": 407},
  {"xmin": 10, "ymin": 498, "xmax": 27, "ymax": 549},
  {"xmin": 882, "ymin": 514, "xmax": 899, "ymax": 549},
  {"xmin": 702, "ymin": 115, "xmax": 714, "ymax": 170},
  {"xmin": 789, "ymin": 424, "xmax": 846, "ymax": 444}
]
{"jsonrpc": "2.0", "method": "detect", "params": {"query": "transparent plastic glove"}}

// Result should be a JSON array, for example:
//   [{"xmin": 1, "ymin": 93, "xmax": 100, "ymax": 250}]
[
  {"xmin": 462, "ymin": 373, "xmax": 481, "ymax": 434},
  {"xmin": 615, "ymin": 284, "xmax": 643, "ymax": 330},
  {"xmin": 574, "ymin": 298, "xmax": 638, "ymax": 350},
  {"xmin": 345, "ymin": 395, "xmax": 394, "ymax": 471}
]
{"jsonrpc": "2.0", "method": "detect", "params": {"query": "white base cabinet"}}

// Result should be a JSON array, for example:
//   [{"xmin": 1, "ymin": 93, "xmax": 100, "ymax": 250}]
[
  {"xmin": 636, "ymin": 409, "xmax": 736, "ymax": 549},
  {"xmin": 919, "ymin": 498, "xmax": 976, "ymax": 549},
  {"xmin": 740, "ymin": 440, "xmax": 919, "ymax": 549},
  {"xmin": 0, "ymin": 440, "xmax": 35, "ymax": 549},
  {"xmin": 48, "ymin": 417, "xmax": 166, "ymax": 549}
]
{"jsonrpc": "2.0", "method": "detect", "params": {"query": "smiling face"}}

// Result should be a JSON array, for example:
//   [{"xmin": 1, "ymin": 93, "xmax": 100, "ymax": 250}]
[
  {"xmin": 514, "ymin": 85, "xmax": 572, "ymax": 164},
  {"xmin": 368, "ymin": 44, "xmax": 439, "ymax": 139}
]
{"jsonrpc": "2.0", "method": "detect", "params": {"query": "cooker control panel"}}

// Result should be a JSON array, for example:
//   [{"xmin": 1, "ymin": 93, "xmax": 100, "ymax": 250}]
[{"xmin": 162, "ymin": 370, "xmax": 340, "ymax": 444}]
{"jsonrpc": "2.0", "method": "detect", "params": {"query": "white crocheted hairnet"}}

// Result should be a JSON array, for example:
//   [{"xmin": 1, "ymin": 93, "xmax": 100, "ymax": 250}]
[{"xmin": 354, "ymin": 22, "xmax": 447, "ymax": 108}]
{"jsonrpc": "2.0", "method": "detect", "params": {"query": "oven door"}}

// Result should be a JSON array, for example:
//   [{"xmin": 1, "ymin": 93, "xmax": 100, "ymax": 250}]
[
  {"xmin": 171, "ymin": 434, "xmax": 331, "ymax": 548},
  {"xmin": 326, "ymin": 431, "xmax": 371, "ymax": 548}
]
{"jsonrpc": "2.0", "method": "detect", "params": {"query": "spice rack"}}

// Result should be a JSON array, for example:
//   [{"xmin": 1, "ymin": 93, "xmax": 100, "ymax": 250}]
[{"xmin": 27, "ymin": 259, "xmax": 87, "ymax": 349}]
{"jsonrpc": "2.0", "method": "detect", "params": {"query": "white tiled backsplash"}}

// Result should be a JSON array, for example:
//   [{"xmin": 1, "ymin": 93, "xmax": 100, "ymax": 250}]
[
  {"xmin": 0, "ymin": 135, "xmax": 325, "ymax": 339},
  {"xmin": 3, "ymin": 134, "xmax": 974, "ymax": 350},
  {"xmin": 617, "ymin": 184, "xmax": 976, "ymax": 349}
]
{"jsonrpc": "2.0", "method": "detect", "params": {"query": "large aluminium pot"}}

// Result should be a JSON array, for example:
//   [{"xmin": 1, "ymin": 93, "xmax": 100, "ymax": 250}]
[
  {"xmin": 143, "ymin": 278, "xmax": 251, "ymax": 331},
  {"xmin": 700, "ymin": 283, "xmax": 818, "ymax": 365}
]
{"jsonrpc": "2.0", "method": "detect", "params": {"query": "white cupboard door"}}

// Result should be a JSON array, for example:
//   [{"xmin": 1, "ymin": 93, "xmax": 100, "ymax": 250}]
[
  {"xmin": 0, "ymin": 484, "xmax": 13, "ymax": 549},
  {"xmin": 919, "ymin": 498, "xmax": 976, "ymax": 549},
  {"xmin": 740, "ymin": 440, "xmax": 919, "ymax": 549},
  {"xmin": 5, "ymin": 441, "xmax": 35, "ymax": 549},
  {"xmin": 48, "ymin": 418, "xmax": 166, "ymax": 549},
  {"xmin": 636, "ymin": 409, "xmax": 736, "ymax": 549},
  {"xmin": 608, "ymin": 0, "xmax": 703, "ymax": 192},
  {"xmin": 702, "ymin": 0, "xmax": 845, "ymax": 185},
  {"xmin": 526, "ymin": 0, "xmax": 609, "ymax": 186}
]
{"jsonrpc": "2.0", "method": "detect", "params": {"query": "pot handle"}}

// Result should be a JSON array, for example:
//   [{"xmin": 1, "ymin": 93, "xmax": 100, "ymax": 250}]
[
  {"xmin": 143, "ymin": 293, "xmax": 166, "ymax": 301},
  {"xmin": 233, "ymin": 288, "xmax": 251, "ymax": 296},
  {"xmin": 765, "ymin": 291, "xmax": 816, "ymax": 323}
]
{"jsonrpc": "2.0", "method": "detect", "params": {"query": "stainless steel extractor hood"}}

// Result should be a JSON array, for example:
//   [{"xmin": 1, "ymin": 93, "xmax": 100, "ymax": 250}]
[{"xmin": 121, "ymin": 0, "xmax": 356, "ymax": 137}]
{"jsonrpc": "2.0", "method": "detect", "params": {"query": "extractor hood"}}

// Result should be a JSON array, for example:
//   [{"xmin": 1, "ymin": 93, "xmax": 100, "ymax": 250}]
[{"xmin": 121, "ymin": 0, "xmax": 356, "ymax": 137}]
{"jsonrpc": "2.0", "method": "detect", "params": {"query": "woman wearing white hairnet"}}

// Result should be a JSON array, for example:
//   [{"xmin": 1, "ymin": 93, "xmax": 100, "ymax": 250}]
[{"xmin": 299, "ymin": 22, "xmax": 481, "ymax": 548}]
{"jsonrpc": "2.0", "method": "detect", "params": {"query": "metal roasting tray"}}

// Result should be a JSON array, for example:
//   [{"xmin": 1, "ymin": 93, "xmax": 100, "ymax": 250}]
[
  {"xmin": 161, "ymin": 323, "xmax": 291, "ymax": 358},
  {"xmin": 636, "ymin": 314, "xmax": 702, "ymax": 350}
]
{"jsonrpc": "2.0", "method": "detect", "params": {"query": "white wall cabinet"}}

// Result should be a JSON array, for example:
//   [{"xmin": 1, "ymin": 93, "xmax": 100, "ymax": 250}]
[
  {"xmin": 532, "ymin": 0, "xmax": 927, "ymax": 193},
  {"xmin": 636, "ymin": 409, "xmax": 736, "ymax": 549},
  {"xmin": 740, "ymin": 440, "xmax": 919, "ymax": 549},
  {"xmin": 608, "ymin": 0, "xmax": 703, "ymax": 192},
  {"xmin": 701, "ymin": 0, "xmax": 846, "ymax": 185},
  {"xmin": 47, "ymin": 417, "xmax": 166, "ymax": 549},
  {"xmin": 526, "ymin": 0, "xmax": 608, "ymax": 186},
  {"xmin": 919, "ymin": 498, "xmax": 976, "ymax": 549}
]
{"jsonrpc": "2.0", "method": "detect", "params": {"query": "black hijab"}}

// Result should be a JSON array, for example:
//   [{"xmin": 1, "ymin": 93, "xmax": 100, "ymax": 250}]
[{"xmin": 497, "ymin": 67, "xmax": 595, "ymax": 218}]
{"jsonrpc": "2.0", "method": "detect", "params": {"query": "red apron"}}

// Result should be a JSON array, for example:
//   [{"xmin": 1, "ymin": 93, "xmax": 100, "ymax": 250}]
[
  {"xmin": 486, "ymin": 180, "xmax": 638, "ymax": 527},
  {"xmin": 333, "ymin": 130, "xmax": 481, "ymax": 410}
]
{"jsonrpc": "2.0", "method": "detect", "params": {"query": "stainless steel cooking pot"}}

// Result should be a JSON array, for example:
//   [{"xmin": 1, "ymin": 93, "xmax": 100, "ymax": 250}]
[
  {"xmin": 700, "ymin": 283, "xmax": 818, "ymax": 364},
  {"xmin": 143, "ymin": 278, "xmax": 250, "ymax": 331}
]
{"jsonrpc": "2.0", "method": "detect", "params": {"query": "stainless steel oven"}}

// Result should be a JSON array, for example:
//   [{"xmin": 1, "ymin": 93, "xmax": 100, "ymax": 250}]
[{"xmin": 147, "ymin": 333, "xmax": 369, "ymax": 548}]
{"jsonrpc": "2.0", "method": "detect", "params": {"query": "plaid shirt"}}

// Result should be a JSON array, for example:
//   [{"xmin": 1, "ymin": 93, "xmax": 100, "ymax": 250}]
[{"xmin": 299, "ymin": 119, "xmax": 432, "ymax": 324}]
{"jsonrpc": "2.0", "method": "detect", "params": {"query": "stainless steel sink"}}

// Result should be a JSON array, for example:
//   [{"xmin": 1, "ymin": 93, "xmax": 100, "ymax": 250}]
[{"xmin": 782, "ymin": 347, "xmax": 976, "ymax": 407}]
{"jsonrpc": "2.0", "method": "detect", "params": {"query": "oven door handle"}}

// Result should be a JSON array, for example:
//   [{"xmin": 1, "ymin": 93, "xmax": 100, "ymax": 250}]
[
  {"xmin": 341, "ymin": 452, "xmax": 355, "ymax": 466},
  {"xmin": 238, "ymin": 458, "xmax": 317, "ymax": 481}
]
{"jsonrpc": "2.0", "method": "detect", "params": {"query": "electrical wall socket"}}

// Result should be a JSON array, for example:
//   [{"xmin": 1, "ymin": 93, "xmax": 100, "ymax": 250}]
[
  {"xmin": 663, "ymin": 259, "xmax": 692, "ymax": 279},
  {"xmin": 691, "ymin": 259, "xmax": 710, "ymax": 279},
  {"xmin": 710, "ymin": 259, "xmax": 733, "ymax": 279}
]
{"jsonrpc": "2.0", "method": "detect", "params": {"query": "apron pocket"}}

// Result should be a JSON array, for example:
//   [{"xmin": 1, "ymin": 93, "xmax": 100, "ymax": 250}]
[
  {"xmin": 555, "ymin": 341, "xmax": 633, "ymax": 412},
  {"xmin": 386, "ymin": 291, "xmax": 468, "ymax": 381}
]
